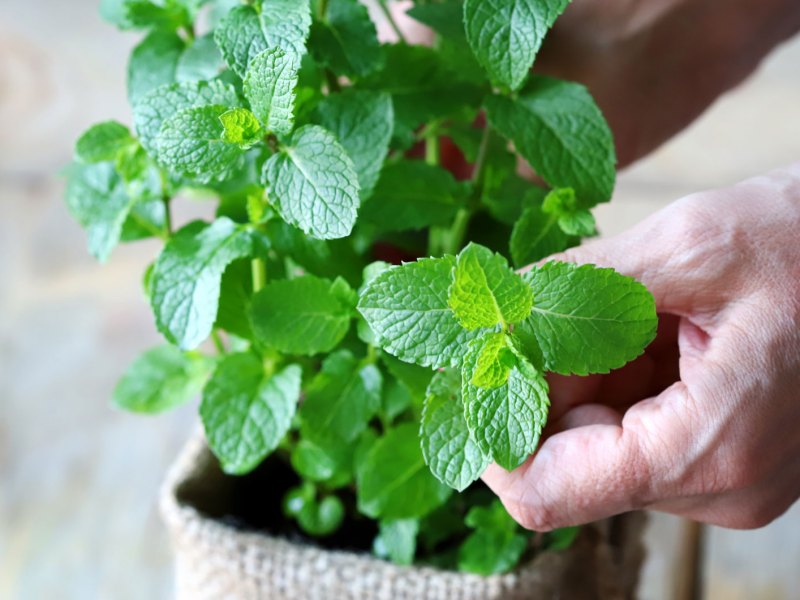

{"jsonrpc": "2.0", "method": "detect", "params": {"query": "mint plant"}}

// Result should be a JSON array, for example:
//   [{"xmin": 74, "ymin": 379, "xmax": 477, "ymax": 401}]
[{"xmin": 67, "ymin": 0, "xmax": 657, "ymax": 575}]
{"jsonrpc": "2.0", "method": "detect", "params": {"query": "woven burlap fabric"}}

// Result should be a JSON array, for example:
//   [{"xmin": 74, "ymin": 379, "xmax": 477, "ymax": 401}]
[{"xmin": 160, "ymin": 431, "xmax": 647, "ymax": 600}]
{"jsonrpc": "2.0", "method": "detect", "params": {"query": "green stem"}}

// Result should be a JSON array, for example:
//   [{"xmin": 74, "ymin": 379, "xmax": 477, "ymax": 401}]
[
  {"xmin": 443, "ymin": 208, "xmax": 471, "ymax": 255},
  {"xmin": 158, "ymin": 169, "xmax": 172, "ymax": 236},
  {"xmin": 162, "ymin": 198, "xmax": 172, "ymax": 236},
  {"xmin": 211, "ymin": 330, "xmax": 226, "ymax": 354},
  {"xmin": 471, "ymin": 124, "xmax": 492, "ymax": 186},
  {"xmin": 425, "ymin": 128, "xmax": 443, "ymax": 255},
  {"xmin": 129, "ymin": 210, "xmax": 167, "ymax": 240},
  {"xmin": 425, "ymin": 133, "xmax": 439, "ymax": 166},
  {"xmin": 251, "ymin": 257, "xmax": 267, "ymax": 292},
  {"xmin": 438, "ymin": 126, "xmax": 492, "ymax": 255},
  {"xmin": 376, "ymin": 0, "xmax": 407, "ymax": 43},
  {"xmin": 318, "ymin": 0, "xmax": 329, "ymax": 19}
]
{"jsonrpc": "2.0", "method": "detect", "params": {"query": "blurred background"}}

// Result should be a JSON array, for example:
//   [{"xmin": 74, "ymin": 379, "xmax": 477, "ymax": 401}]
[{"xmin": 1, "ymin": 1, "xmax": 799, "ymax": 598}]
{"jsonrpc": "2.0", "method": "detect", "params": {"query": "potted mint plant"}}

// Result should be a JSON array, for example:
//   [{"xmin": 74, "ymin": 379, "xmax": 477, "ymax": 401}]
[{"xmin": 67, "ymin": 0, "xmax": 656, "ymax": 597}]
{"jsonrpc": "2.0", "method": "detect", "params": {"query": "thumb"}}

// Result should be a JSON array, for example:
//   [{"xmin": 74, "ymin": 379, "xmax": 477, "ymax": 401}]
[{"xmin": 481, "ymin": 382, "xmax": 691, "ymax": 530}]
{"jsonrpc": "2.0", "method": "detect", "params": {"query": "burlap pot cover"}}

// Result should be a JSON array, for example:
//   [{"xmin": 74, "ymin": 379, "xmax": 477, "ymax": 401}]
[{"xmin": 160, "ymin": 431, "xmax": 647, "ymax": 600}]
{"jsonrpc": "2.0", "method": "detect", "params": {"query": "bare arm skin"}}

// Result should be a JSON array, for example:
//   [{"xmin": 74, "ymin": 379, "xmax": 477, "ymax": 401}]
[
  {"xmin": 536, "ymin": 0, "xmax": 800, "ymax": 166},
  {"xmin": 483, "ymin": 164, "xmax": 800, "ymax": 530}
]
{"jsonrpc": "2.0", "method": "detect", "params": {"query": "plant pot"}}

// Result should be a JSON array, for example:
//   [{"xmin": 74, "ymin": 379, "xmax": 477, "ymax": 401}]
[{"xmin": 160, "ymin": 430, "xmax": 648, "ymax": 599}]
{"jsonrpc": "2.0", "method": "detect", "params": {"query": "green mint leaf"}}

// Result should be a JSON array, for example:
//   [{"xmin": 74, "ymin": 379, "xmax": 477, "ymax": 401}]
[
  {"xmin": 243, "ymin": 47, "xmax": 300, "ymax": 136},
  {"xmin": 155, "ymin": 104, "xmax": 243, "ymax": 181},
  {"xmin": 122, "ymin": 0, "xmax": 191, "ymax": 31},
  {"xmin": 121, "ymin": 196, "xmax": 168, "ymax": 242},
  {"xmin": 297, "ymin": 494, "xmax": 345, "ymax": 536},
  {"xmin": 310, "ymin": 0, "xmax": 383, "ymax": 78},
  {"xmin": 213, "ymin": 5, "xmax": 266, "ymax": 77},
  {"xmin": 176, "ymin": 33, "xmax": 224, "ymax": 83},
  {"xmin": 300, "ymin": 350, "xmax": 382, "ymax": 444},
  {"xmin": 150, "ymin": 218, "xmax": 252, "ymax": 350},
  {"xmin": 465, "ymin": 500, "xmax": 519, "ymax": 532},
  {"xmin": 458, "ymin": 500, "xmax": 527, "ymax": 575},
  {"xmin": 464, "ymin": 0, "xmax": 569, "ymax": 91},
  {"xmin": 380, "ymin": 353, "xmax": 434, "ymax": 399},
  {"xmin": 358, "ymin": 257, "xmax": 477, "ymax": 369},
  {"xmin": 65, "ymin": 162, "xmax": 133, "ymax": 263},
  {"xmin": 127, "ymin": 30, "xmax": 184, "ymax": 103},
  {"xmin": 448, "ymin": 243, "xmax": 533, "ymax": 330},
  {"xmin": 284, "ymin": 481, "xmax": 315, "ymax": 517},
  {"xmin": 261, "ymin": 124, "xmax": 360, "ymax": 240},
  {"xmin": 215, "ymin": 260, "xmax": 255, "ymax": 340},
  {"xmin": 470, "ymin": 331, "xmax": 516, "ymax": 389},
  {"xmin": 100, "ymin": 0, "xmax": 131, "ymax": 28},
  {"xmin": 520, "ymin": 261, "xmax": 658, "ymax": 375},
  {"xmin": 112, "ymin": 345, "xmax": 211, "ymax": 414},
  {"xmin": 357, "ymin": 423, "xmax": 451, "ymax": 520},
  {"xmin": 509, "ymin": 203, "xmax": 571, "ymax": 268},
  {"xmin": 114, "ymin": 144, "xmax": 152, "ymax": 187},
  {"xmin": 486, "ymin": 77, "xmax": 616, "ymax": 206},
  {"xmin": 133, "ymin": 79, "xmax": 240, "ymax": 155},
  {"xmin": 260, "ymin": 0, "xmax": 312, "ymax": 59},
  {"xmin": 420, "ymin": 369, "xmax": 490, "ymax": 492},
  {"xmin": 317, "ymin": 90, "xmax": 393, "ymax": 200},
  {"xmin": 545, "ymin": 526, "xmax": 580, "ymax": 551},
  {"xmin": 558, "ymin": 209, "xmax": 597, "ymax": 237},
  {"xmin": 358, "ymin": 45, "xmax": 482, "ymax": 146},
  {"xmin": 219, "ymin": 107, "xmax": 263, "ymax": 148},
  {"xmin": 381, "ymin": 379, "xmax": 413, "ymax": 422},
  {"xmin": 374, "ymin": 519, "xmax": 419, "ymax": 566},
  {"xmin": 541, "ymin": 186, "xmax": 576, "ymax": 215},
  {"xmin": 74, "ymin": 121, "xmax": 135, "ymax": 164},
  {"xmin": 360, "ymin": 161, "xmax": 462, "ymax": 232},
  {"xmin": 200, "ymin": 353, "xmax": 301, "ymax": 474},
  {"xmin": 539, "ymin": 187, "xmax": 597, "ymax": 235},
  {"xmin": 463, "ymin": 337, "xmax": 550, "ymax": 470},
  {"xmin": 250, "ymin": 275, "xmax": 354, "ymax": 355},
  {"xmin": 290, "ymin": 438, "xmax": 351, "ymax": 483},
  {"xmin": 482, "ymin": 173, "xmax": 546, "ymax": 226},
  {"xmin": 407, "ymin": 1, "xmax": 466, "ymax": 40},
  {"xmin": 214, "ymin": 2, "xmax": 311, "ymax": 77},
  {"xmin": 263, "ymin": 220, "xmax": 364, "ymax": 284}
]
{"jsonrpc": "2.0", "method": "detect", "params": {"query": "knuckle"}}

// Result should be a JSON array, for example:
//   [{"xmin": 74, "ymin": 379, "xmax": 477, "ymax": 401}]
[{"xmin": 663, "ymin": 196, "xmax": 726, "ymax": 258}]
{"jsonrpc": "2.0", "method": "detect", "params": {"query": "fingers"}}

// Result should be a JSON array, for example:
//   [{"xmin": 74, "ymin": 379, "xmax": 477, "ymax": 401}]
[
  {"xmin": 482, "ymin": 421, "xmax": 647, "ymax": 531},
  {"xmin": 483, "ymin": 382, "xmax": 695, "ymax": 531}
]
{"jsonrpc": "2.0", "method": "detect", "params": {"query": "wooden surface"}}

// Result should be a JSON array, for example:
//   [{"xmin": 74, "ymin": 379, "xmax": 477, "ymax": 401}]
[{"xmin": 1, "ymin": 1, "xmax": 799, "ymax": 599}]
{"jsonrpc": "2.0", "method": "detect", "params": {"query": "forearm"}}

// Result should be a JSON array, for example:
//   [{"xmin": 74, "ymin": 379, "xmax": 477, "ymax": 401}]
[{"xmin": 537, "ymin": 0, "xmax": 800, "ymax": 166}]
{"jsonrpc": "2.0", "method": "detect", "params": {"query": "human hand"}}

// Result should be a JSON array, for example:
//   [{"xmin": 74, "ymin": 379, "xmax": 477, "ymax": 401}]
[
  {"xmin": 535, "ymin": 0, "xmax": 800, "ymax": 166},
  {"xmin": 482, "ymin": 164, "xmax": 800, "ymax": 531}
]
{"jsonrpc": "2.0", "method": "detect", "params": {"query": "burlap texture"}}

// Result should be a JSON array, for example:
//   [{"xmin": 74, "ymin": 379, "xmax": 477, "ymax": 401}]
[{"xmin": 160, "ymin": 431, "xmax": 647, "ymax": 599}]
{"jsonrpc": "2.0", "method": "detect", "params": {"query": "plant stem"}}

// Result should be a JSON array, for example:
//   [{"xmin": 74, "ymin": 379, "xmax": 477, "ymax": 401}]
[
  {"xmin": 211, "ymin": 329, "xmax": 226, "ymax": 354},
  {"xmin": 425, "ymin": 129, "xmax": 444, "ymax": 255},
  {"xmin": 442, "ymin": 208, "xmax": 471, "ymax": 255},
  {"xmin": 471, "ymin": 124, "xmax": 492, "ymax": 186},
  {"xmin": 318, "ymin": 0, "xmax": 329, "ymax": 19},
  {"xmin": 376, "ymin": 0, "xmax": 407, "ymax": 43},
  {"xmin": 251, "ymin": 257, "xmax": 267, "ymax": 292},
  {"xmin": 439, "ymin": 125, "xmax": 493, "ymax": 255},
  {"xmin": 425, "ymin": 133, "xmax": 439, "ymax": 166},
  {"xmin": 158, "ymin": 169, "xmax": 172, "ymax": 236},
  {"xmin": 162, "ymin": 198, "xmax": 172, "ymax": 236}
]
